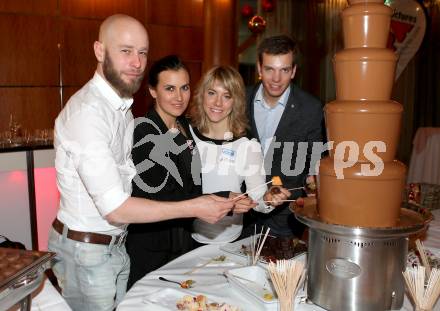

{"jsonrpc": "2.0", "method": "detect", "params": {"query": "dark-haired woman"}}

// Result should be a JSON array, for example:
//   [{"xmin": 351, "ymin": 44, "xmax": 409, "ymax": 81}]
[{"xmin": 125, "ymin": 55, "xmax": 202, "ymax": 289}]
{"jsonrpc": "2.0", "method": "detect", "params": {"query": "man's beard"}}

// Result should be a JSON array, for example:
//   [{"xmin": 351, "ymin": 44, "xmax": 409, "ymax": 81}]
[{"xmin": 103, "ymin": 51, "xmax": 145, "ymax": 98}]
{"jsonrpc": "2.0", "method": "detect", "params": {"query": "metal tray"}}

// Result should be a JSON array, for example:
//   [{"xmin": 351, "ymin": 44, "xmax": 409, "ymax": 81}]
[{"xmin": 0, "ymin": 248, "xmax": 56, "ymax": 310}]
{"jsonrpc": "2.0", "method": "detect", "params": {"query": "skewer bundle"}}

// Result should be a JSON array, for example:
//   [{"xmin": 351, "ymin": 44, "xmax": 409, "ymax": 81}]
[
  {"xmin": 250, "ymin": 226, "xmax": 270, "ymax": 265},
  {"xmin": 403, "ymin": 266, "xmax": 440, "ymax": 311},
  {"xmin": 267, "ymin": 259, "xmax": 305, "ymax": 311}
]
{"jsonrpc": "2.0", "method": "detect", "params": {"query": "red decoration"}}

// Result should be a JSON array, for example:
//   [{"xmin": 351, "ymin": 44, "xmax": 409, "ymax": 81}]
[
  {"xmin": 241, "ymin": 4, "xmax": 254, "ymax": 18},
  {"xmin": 248, "ymin": 15, "xmax": 267, "ymax": 34},
  {"xmin": 261, "ymin": 0, "xmax": 276, "ymax": 12}
]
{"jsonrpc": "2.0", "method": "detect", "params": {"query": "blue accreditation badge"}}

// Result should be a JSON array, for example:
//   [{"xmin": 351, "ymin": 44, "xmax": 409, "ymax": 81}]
[{"xmin": 220, "ymin": 147, "xmax": 235, "ymax": 162}]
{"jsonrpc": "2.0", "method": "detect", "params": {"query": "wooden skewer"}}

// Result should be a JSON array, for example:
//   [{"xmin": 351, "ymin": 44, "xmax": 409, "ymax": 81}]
[
  {"xmin": 232, "ymin": 181, "xmax": 272, "ymax": 201},
  {"xmin": 250, "ymin": 226, "xmax": 256, "ymax": 265},
  {"xmin": 285, "ymin": 187, "xmax": 305, "ymax": 192},
  {"xmin": 228, "ymin": 273, "xmax": 261, "ymax": 285},
  {"xmin": 416, "ymin": 239, "xmax": 432, "ymax": 277},
  {"xmin": 263, "ymin": 199, "xmax": 297, "ymax": 203},
  {"xmin": 253, "ymin": 227, "xmax": 263, "ymax": 265},
  {"xmin": 184, "ymin": 255, "xmax": 230, "ymax": 275},
  {"xmin": 253, "ymin": 227, "xmax": 270, "ymax": 265},
  {"xmin": 184, "ymin": 258, "xmax": 214, "ymax": 275},
  {"xmin": 248, "ymin": 225, "xmax": 270, "ymax": 265}
]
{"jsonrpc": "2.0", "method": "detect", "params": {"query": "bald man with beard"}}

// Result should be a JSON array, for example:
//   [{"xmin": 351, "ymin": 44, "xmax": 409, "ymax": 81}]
[{"xmin": 48, "ymin": 14, "xmax": 233, "ymax": 311}]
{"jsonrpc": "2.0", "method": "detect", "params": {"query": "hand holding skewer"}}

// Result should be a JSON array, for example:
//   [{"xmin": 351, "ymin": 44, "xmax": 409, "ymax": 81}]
[
  {"xmin": 263, "ymin": 186, "xmax": 291, "ymax": 206},
  {"xmin": 263, "ymin": 176, "xmax": 291, "ymax": 206},
  {"xmin": 228, "ymin": 192, "xmax": 257, "ymax": 214}
]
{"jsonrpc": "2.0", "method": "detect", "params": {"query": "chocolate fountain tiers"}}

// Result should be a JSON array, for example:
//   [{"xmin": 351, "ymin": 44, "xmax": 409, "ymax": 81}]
[
  {"xmin": 342, "ymin": 2, "xmax": 392, "ymax": 48},
  {"xmin": 318, "ymin": 158, "xmax": 406, "ymax": 227},
  {"xmin": 317, "ymin": 0, "xmax": 406, "ymax": 227},
  {"xmin": 333, "ymin": 48, "xmax": 397, "ymax": 101},
  {"xmin": 325, "ymin": 100, "xmax": 403, "ymax": 162}
]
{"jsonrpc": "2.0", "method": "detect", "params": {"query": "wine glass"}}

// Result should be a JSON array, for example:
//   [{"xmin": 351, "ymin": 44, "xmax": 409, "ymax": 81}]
[{"xmin": 8, "ymin": 114, "xmax": 21, "ymax": 145}]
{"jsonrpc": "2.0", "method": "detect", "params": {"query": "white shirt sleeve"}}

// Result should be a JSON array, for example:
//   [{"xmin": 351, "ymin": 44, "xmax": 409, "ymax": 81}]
[
  {"xmin": 57, "ymin": 104, "xmax": 130, "ymax": 216},
  {"xmin": 237, "ymin": 139, "xmax": 275, "ymax": 214}
]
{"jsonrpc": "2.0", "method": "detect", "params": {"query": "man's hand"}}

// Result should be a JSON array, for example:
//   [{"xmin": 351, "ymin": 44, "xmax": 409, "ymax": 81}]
[
  {"xmin": 263, "ymin": 186, "xmax": 291, "ymax": 206},
  {"xmin": 229, "ymin": 192, "xmax": 257, "ymax": 214},
  {"xmin": 191, "ymin": 195, "xmax": 234, "ymax": 224}
]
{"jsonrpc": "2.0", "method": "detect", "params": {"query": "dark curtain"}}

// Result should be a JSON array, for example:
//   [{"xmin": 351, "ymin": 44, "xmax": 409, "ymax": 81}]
[
  {"xmin": 413, "ymin": 1, "xmax": 440, "ymax": 128},
  {"xmin": 394, "ymin": 0, "xmax": 440, "ymax": 163}
]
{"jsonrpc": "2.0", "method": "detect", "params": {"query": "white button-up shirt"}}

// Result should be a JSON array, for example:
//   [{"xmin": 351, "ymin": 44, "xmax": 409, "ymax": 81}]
[
  {"xmin": 54, "ymin": 72, "xmax": 136, "ymax": 235},
  {"xmin": 254, "ymin": 84, "xmax": 291, "ymax": 155}
]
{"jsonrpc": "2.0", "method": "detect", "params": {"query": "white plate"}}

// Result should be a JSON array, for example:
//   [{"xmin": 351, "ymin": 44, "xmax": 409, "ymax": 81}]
[
  {"xmin": 225, "ymin": 265, "xmax": 277, "ymax": 306},
  {"xmin": 142, "ymin": 287, "xmax": 243, "ymax": 311},
  {"xmin": 143, "ymin": 288, "xmax": 188, "ymax": 310},
  {"xmin": 220, "ymin": 235, "xmax": 307, "ymax": 264}
]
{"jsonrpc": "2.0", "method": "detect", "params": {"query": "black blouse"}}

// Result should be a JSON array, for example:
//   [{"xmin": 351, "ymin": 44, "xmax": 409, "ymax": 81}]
[{"xmin": 131, "ymin": 109, "xmax": 201, "ymax": 202}]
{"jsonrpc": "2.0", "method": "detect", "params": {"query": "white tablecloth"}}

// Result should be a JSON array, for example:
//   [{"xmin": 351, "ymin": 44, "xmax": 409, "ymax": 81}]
[
  {"xmin": 8, "ymin": 276, "xmax": 71, "ymax": 311},
  {"xmin": 118, "ymin": 218, "xmax": 440, "ymax": 311},
  {"xmin": 408, "ymin": 127, "xmax": 440, "ymax": 185}
]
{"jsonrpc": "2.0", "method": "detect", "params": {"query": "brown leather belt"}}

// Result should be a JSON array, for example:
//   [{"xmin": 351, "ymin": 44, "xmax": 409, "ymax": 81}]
[{"xmin": 52, "ymin": 218, "xmax": 125, "ymax": 245}]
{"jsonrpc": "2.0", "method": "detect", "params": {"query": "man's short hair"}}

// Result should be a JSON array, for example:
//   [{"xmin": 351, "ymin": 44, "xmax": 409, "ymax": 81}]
[{"xmin": 257, "ymin": 35, "xmax": 299, "ymax": 66}]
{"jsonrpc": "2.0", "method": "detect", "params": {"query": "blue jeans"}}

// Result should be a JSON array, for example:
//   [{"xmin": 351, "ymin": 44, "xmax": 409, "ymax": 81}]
[{"xmin": 48, "ymin": 227, "xmax": 130, "ymax": 311}]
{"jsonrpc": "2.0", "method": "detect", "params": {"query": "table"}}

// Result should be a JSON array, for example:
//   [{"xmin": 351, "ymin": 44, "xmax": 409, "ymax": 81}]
[
  {"xmin": 8, "ymin": 277, "xmax": 71, "ymax": 311},
  {"xmin": 408, "ymin": 127, "xmax": 440, "ymax": 185},
  {"xmin": 118, "ymin": 210, "xmax": 440, "ymax": 311}
]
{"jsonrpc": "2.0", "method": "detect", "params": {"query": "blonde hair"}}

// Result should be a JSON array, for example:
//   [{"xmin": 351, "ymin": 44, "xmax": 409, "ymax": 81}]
[{"xmin": 190, "ymin": 66, "xmax": 249, "ymax": 138}]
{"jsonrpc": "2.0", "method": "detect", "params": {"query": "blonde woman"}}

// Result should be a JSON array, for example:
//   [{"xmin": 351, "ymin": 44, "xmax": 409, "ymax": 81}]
[{"xmin": 189, "ymin": 66, "xmax": 290, "ymax": 244}]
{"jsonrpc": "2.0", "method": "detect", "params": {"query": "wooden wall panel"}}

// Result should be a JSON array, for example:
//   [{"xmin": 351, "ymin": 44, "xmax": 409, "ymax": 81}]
[
  {"xmin": 203, "ymin": 0, "xmax": 238, "ymax": 71},
  {"xmin": 132, "ymin": 85, "xmax": 150, "ymax": 118},
  {"xmin": 0, "ymin": 0, "xmax": 207, "ymax": 134},
  {"xmin": 61, "ymin": 19, "xmax": 100, "ymax": 86},
  {"xmin": 62, "ymin": 87, "xmax": 81, "ymax": 106},
  {"xmin": 0, "ymin": 88, "xmax": 60, "ymax": 132},
  {"xmin": 0, "ymin": 15, "xmax": 59, "ymax": 86},
  {"xmin": 185, "ymin": 61, "xmax": 203, "ymax": 89},
  {"xmin": 0, "ymin": 0, "xmax": 58, "ymax": 15},
  {"xmin": 147, "ymin": 24, "xmax": 203, "ymax": 62},
  {"xmin": 60, "ymin": 0, "xmax": 146, "ymax": 21},
  {"xmin": 146, "ymin": 0, "xmax": 203, "ymax": 27}
]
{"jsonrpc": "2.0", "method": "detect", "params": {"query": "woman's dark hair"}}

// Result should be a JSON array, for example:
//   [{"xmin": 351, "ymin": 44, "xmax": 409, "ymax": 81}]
[{"xmin": 147, "ymin": 55, "xmax": 189, "ymax": 88}]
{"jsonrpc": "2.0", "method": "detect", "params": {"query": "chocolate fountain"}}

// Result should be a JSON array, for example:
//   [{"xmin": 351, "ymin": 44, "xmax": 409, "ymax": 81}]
[{"xmin": 294, "ymin": 0, "xmax": 431, "ymax": 310}]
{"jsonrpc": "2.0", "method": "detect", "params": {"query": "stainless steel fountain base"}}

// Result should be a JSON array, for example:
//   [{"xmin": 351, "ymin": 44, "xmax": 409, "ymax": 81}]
[
  {"xmin": 294, "ymin": 203, "xmax": 430, "ymax": 311},
  {"xmin": 307, "ymin": 228, "xmax": 408, "ymax": 310}
]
